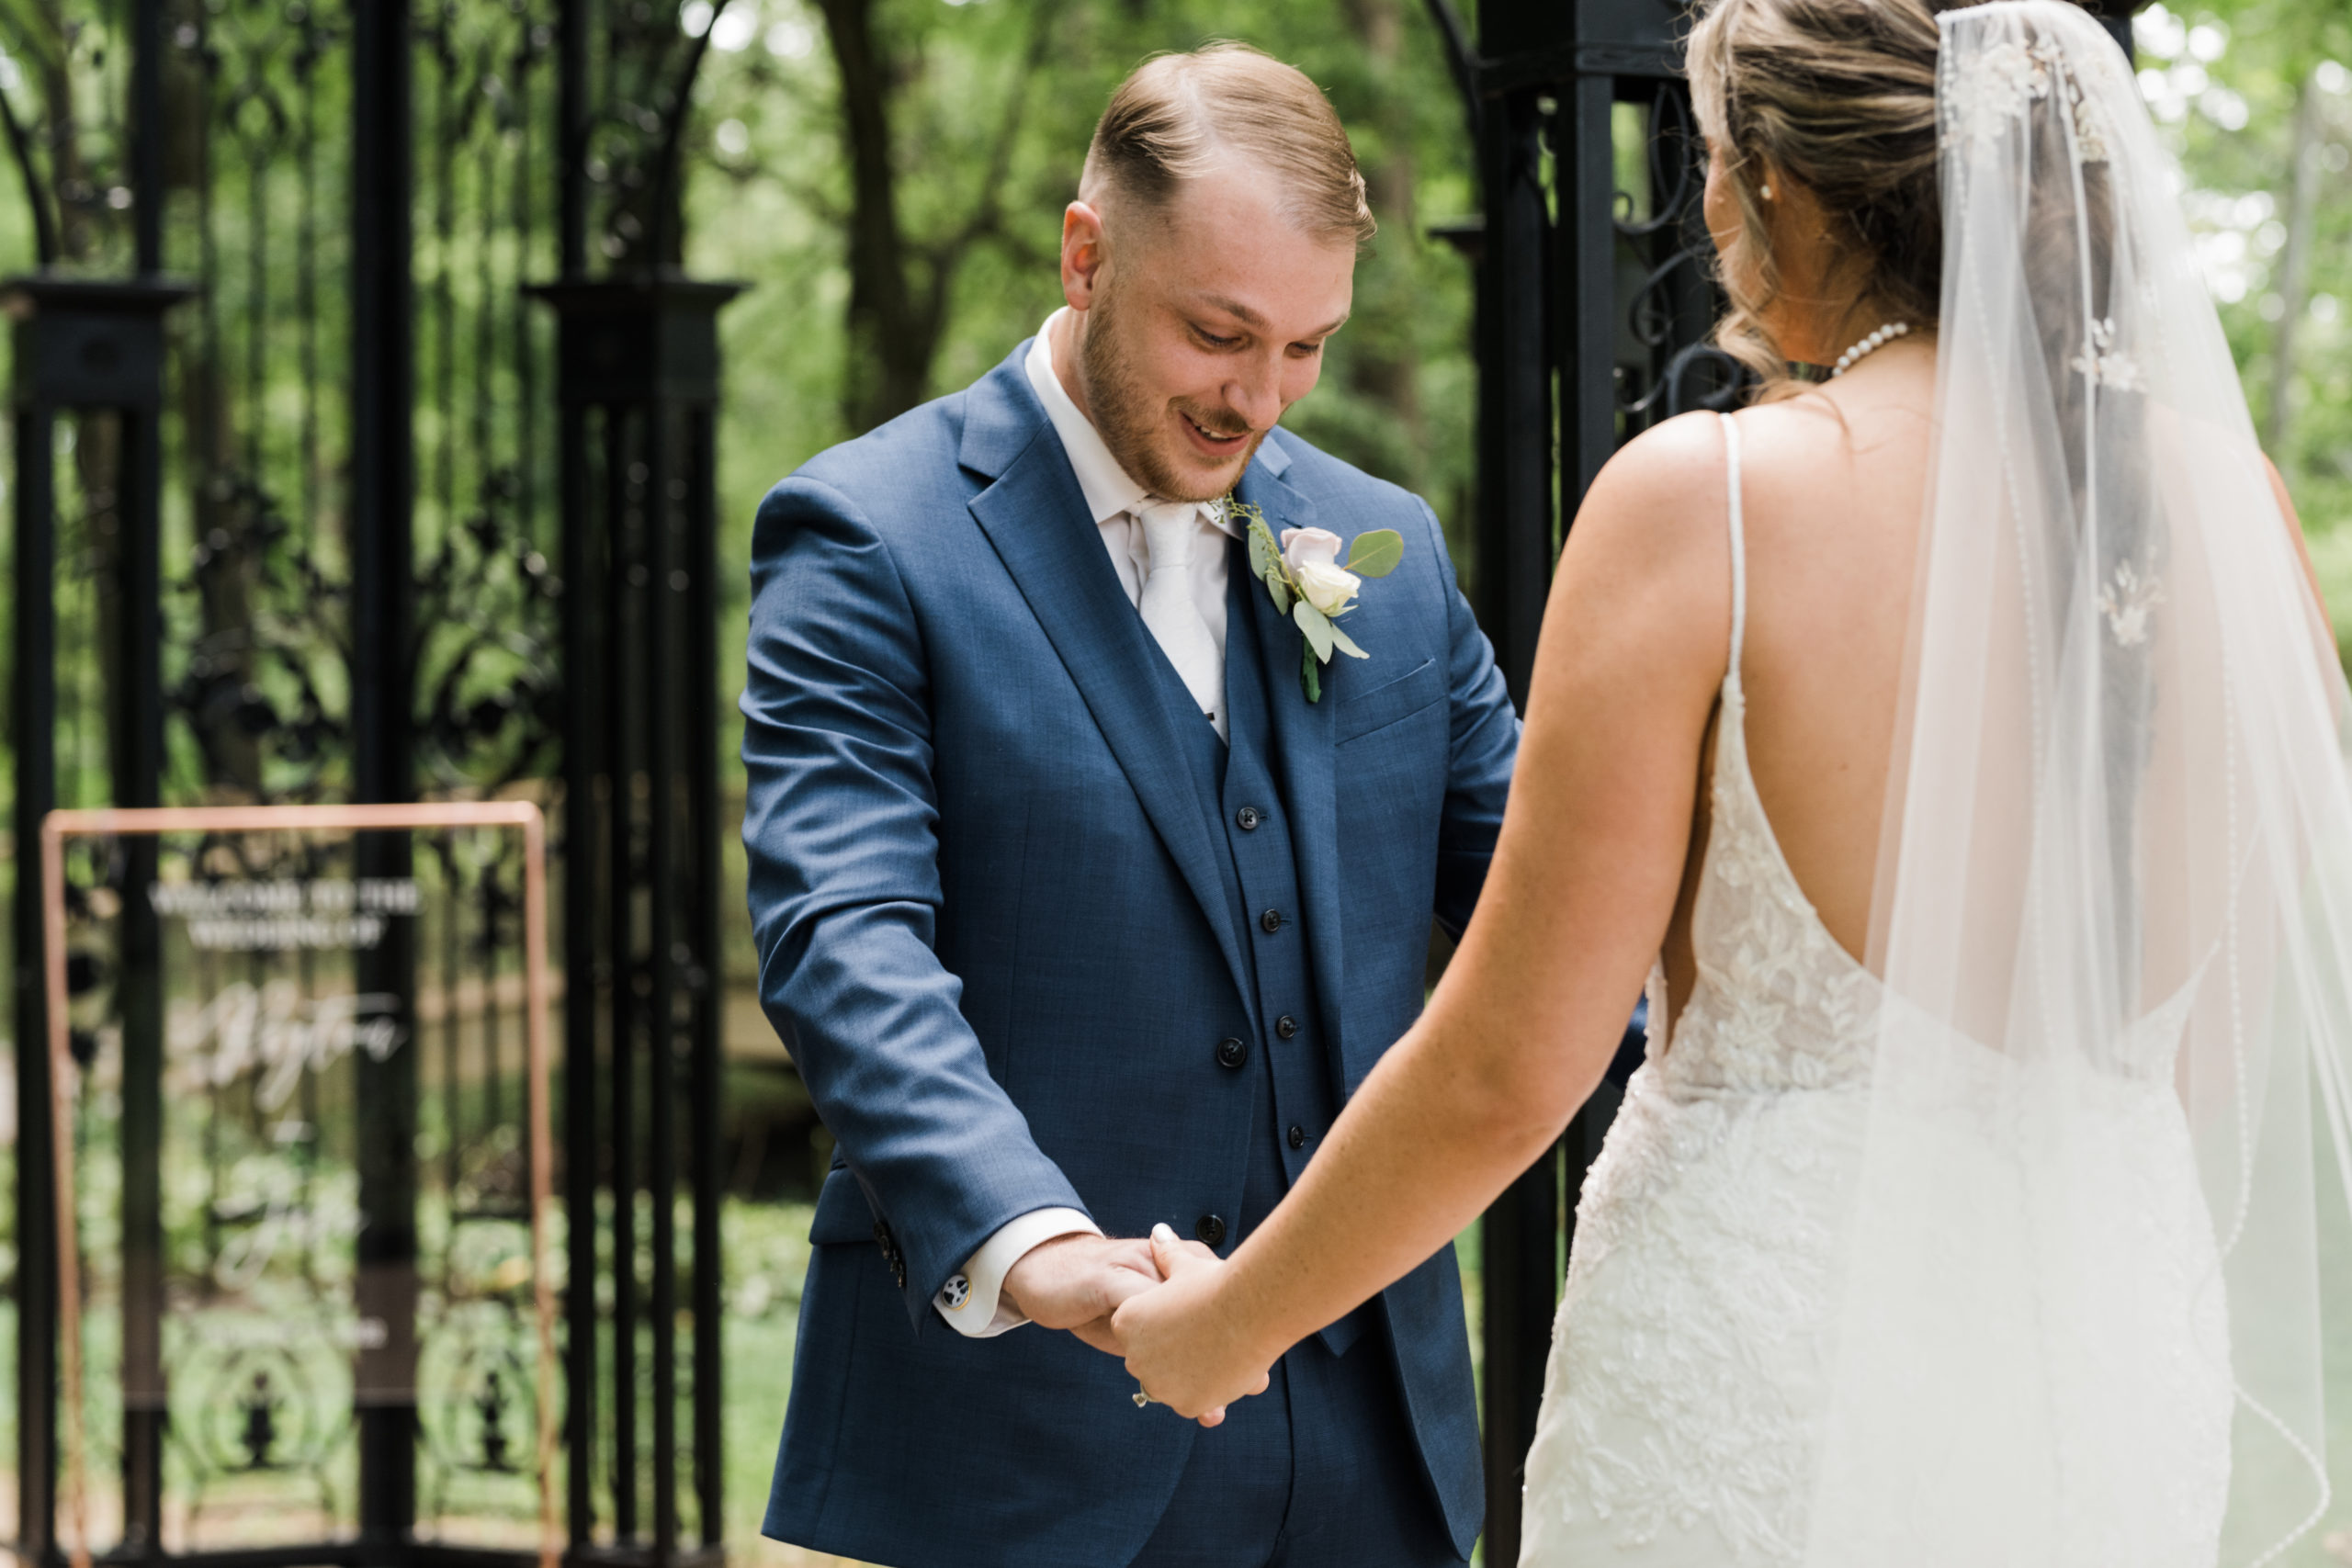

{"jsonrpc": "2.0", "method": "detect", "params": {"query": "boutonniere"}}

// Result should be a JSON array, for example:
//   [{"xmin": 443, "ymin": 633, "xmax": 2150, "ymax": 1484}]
[{"xmin": 1230, "ymin": 499, "xmax": 1403, "ymax": 703}]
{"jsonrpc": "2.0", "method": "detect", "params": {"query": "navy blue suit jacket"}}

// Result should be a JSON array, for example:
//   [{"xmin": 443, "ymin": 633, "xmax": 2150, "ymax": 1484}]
[{"xmin": 743, "ymin": 343, "xmax": 1520, "ymax": 1566}]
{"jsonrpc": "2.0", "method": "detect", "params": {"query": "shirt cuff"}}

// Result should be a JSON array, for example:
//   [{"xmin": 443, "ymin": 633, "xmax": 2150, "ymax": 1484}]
[{"xmin": 933, "ymin": 1208, "xmax": 1102, "ymax": 1337}]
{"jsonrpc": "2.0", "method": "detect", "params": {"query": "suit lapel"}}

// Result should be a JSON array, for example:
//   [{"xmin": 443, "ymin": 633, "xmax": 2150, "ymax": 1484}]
[
  {"xmin": 962, "ymin": 356, "xmax": 1254, "ymax": 1014},
  {"xmin": 1236, "ymin": 449, "xmax": 1353, "ymax": 1087}
]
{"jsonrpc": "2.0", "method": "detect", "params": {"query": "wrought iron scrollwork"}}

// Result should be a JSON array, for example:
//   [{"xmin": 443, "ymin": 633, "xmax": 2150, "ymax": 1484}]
[
  {"xmin": 579, "ymin": 0, "xmax": 725, "ymax": 269},
  {"xmin": 1614, "ymin": 82, "xmax": 1743, "ymax": 430}
]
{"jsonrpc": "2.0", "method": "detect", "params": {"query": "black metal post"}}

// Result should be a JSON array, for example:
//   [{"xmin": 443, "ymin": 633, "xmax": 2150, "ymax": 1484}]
[
  {"xmin": 555, "ymin": 4, "xmax": 597, "ymax": 1539},
  {"xmin": 12, "ymin": 390, "xmax": 58, "ymax": 1568},
  {"xmin": 113, "ymin": 404, "xmax": 166, "ymax": 1565},
  {"xmin": 122, "ymin": 8, "xmax": 168, "ymax": 1545},
  {"xmin": 686, "ymin": 401, "xmax": 723, "ymax": 1548},
  {"xmin": 1557, "ymin": 71, "xmax": 1619, "ymax": 513},
  {"xmin": 557, "ymin": 0, "xmax": 588, "ymax": 284},
  {"xmin": 350, "ymin": 0, "xmax": 419, "ymax": 1551},
  {"xmin": 529, "ymin": 275, "xmax": 740, "ymax": 1568},
  {"xmin": 1463, "ymin": 7, "xmax": 1569, "ymax": 1558},
  {"xmin": 559, "ymin": 410, "xmax": 599, "ymax": 1553},
  {"xmin": 647, "ymin": 400, "xmax": 679, "ymax": 1563},
  {"xmin": 4, "ymin": 276, "xmax": 191, "ymax": 1568},
  {"xmin": 1471, "ymin": 83, "xmax": 1554, "ymax": 711},
  {"xmin": 606, "ymin": 421, "xmax": 639, "ymax": 1547},
  {"xmin": 131, "ymin": 0, "xmax": 163, "ymax": 276}
]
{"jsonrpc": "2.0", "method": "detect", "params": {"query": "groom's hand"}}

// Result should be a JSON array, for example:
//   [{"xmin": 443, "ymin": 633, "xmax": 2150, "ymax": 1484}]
[
  {"xmin": 1002, "ymin": 1234, "xmax": 1165, "ymax": 1355},
  {"xmin": 1113, "ymin": 1224, "xmax": 1274, "ymax": 1427}
]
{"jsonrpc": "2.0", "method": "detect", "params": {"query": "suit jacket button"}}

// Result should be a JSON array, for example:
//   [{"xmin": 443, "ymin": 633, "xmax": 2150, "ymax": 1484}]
[
  {"xmin": 1261, "ymin": 908, "xmax": 1284, "ymax": 933},
  {"xmin": 1236, "ymin": 807, "xmax": 1261, "ymax": 831},
  {"xmin": 1288, "ymin": 1124, "xmax": 1307, "ymax": 1150},
  {"xmin": 1276, "ymin": 1014, "xmax": 1300, "ymax": 1040},
  {"xmin": 1216, "ymin": 1036, "xmax": 1248, "ymax": 1069},
  {"xmin": 1195, "ymin": 1214, "xmax": 1227, "ymax": 1247}
]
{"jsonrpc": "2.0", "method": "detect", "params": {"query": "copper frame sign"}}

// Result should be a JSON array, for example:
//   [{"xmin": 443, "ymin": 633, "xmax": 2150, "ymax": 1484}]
[{"xmin": 39, "ymin": 802, "xmax": 560, "ymax": 1568}]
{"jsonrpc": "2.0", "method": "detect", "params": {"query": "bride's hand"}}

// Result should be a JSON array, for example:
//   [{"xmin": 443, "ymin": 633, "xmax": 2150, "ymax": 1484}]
[{"xmin": 1113, "ymin": 1224, "xmax": 1276, "ymax": 1427}]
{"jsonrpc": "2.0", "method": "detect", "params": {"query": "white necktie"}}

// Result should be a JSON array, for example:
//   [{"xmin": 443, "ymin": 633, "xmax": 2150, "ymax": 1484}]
[{"xmin": 1136, "ymin": 501, "xmax": 1224, "ymax": 738}]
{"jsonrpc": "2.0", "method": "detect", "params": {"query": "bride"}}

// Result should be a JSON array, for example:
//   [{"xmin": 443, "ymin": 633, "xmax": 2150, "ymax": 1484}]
[{"xmin": 1113, "ymin": 0, "xmax": 2352, "ymax": 1562}]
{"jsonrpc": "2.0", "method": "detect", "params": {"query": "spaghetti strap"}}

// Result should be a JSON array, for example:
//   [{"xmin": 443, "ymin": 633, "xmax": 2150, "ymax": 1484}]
[{"xmin": 1718, "ymin": 411, "xmax": 1747, "ymax": 686}]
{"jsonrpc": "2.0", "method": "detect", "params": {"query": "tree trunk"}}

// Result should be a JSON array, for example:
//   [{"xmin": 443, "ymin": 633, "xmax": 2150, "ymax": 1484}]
[
  {"xmin": 816, "ymin": 0, "xmax": 935, "ymax": 433},
  {"xmin": 1340, "ymin": 0, "xmax": 1426, "ymax": 477},
  {"xmin": 2265, "ymin": 67, "xmax": 2324, "ymax": 460}
]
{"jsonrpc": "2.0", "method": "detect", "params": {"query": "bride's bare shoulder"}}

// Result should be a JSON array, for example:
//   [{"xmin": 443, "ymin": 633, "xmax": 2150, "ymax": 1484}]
[
  {"xmin": 1567, "ymin": 410, "xmax": 1732, "ymax": 579},
  {"xmin": 1546, "ymin": 412, "xmax": 1735, "ymax": 682},
  {"xmin": 1729, "ymin": 377, "xmax": 1936, "ymax": 492}
]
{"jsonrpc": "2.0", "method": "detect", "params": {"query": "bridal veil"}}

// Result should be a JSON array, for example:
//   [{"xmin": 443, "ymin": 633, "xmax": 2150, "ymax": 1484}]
[{"xmin": 1805, "ymin": 3, "xmax": 2352, "ymax": 1562}]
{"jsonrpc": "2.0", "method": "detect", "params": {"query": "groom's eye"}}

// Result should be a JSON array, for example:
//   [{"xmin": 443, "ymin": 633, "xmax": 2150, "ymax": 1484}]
[{"xmin": 1193, "ymin": 325, "xmax": 1241, "ymax": 350}]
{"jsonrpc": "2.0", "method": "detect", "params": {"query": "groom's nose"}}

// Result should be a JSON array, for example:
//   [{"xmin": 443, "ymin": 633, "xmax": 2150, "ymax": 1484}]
[{"xmin": 1220, "ymin": 355, "xmax": 1283, "ymax": 433}]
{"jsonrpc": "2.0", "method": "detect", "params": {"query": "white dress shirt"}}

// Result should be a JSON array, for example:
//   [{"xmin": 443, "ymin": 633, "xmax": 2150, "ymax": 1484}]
[
  {"xmin": 1026, "ymin": 310, "xmax": 1241, "ymax": 735},
  {"xmin": 930, "ymin": 312, "xmax": 1243, "ymax": 1338}
]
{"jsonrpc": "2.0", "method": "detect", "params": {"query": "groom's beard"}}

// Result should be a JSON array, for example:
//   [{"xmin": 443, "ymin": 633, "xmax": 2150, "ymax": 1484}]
[{"xmin": 1081, "ymin": 284, "xmax": 1266, "ymax": 502}]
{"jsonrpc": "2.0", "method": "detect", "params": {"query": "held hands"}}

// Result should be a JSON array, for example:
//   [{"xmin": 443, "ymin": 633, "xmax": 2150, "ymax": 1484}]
[
  {"xmin": 1111, "ymin": 1224, "xmax": 1274, "ymax": 1427},
  {"xmin": 1001, "ymin": 1233, "xmax": 1166, "ymax": 1356}
]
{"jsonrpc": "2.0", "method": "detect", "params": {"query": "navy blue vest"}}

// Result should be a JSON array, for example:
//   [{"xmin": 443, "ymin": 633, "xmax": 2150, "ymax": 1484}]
[{"xmin": 1156, "ymin": 543, "xmax": 1364, "ymax": 1357}]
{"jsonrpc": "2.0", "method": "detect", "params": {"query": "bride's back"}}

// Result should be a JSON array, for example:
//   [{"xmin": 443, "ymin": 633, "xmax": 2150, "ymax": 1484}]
[
  {"xmin": 1665, "ymin": 363, "xmax": 1933, "ymax": 1005},
  {"xmin": 1638, "ymin": 0, "xmax": 1949, "ymax": 1015}
]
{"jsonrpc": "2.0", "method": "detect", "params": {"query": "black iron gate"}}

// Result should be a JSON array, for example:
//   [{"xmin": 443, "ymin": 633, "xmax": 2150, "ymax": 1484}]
[{"xmin": 3, "ymin": 2, "xmax": 737, "ymax": 1565}]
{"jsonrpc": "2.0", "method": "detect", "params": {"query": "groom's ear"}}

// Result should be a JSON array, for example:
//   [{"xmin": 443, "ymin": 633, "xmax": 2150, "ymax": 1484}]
[{"xmin": 1061, "ymin": 200, "xmax": 1110, "ymax": 310}]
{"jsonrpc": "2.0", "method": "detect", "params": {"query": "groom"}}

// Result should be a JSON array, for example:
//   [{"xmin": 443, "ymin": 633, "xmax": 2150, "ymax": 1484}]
[{"xmin": 742, "ymin": 42, "xmax": 1518, "ymax": 1568}]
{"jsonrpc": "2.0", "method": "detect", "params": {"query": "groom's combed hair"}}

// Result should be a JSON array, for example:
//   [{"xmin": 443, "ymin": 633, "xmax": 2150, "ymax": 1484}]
[{"xmin": 1083, "ymin": 44, "xmax": 1375, "ymax": 248}]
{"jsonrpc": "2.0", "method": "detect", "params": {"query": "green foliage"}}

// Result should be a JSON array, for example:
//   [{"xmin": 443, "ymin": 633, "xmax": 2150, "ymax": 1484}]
[
  {"xmin": 2137, "ymin": 4, "xmax": 2352, "ymax": 635},
  {"xmin": 1294, "ymin": 596, "xmax": 1336, "ymax": 660},
  {"xmin": 1347, "ymin": 526, "xmax": 1405, "ymax": 578},
  {"xmin": 684, "ymin": 0, "xmax": 1478, "ymax": 772}
]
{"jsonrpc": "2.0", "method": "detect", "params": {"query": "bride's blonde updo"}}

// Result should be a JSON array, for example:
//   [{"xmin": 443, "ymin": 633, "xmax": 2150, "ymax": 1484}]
[{"xmin": 1686, "ymin": 0, "xmax": 1956, "ymax": 389}]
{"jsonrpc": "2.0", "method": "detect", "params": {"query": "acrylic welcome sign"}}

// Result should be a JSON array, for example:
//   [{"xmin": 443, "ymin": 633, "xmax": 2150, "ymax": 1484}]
[{"xmin": 38, "ymin": 803, "xmax": 558, "ymax": 1568}]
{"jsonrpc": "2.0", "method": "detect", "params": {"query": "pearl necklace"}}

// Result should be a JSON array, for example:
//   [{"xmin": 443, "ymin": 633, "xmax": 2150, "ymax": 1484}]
[{"xmin": 1829, "ymin": 321, "xmax": 1912, "ymax": 378}]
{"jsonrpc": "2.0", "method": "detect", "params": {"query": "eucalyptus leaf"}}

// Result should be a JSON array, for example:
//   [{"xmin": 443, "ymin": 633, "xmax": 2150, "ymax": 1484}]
[
  {"xmin": 1248, "ymin": 523, "xmax": 1277, "ymax": 583},
  {"xmin": 1294, "ymin": 600, "xmax": 1336, "ymax": 661},
  {"xmin": 1345, "ymin": 528, "xmax": 1406, "ymax": 579},
  {"xmin": 1327, "ymin": 621, "xmax": 1369, "ymax": 660},
  {"xmin": 1263, "ymin": 570, "xmax": 1294, "ymax": 615}
]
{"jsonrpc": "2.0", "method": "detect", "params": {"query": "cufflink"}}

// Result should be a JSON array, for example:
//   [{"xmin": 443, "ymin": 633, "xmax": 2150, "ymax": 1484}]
[{"xmin": 941, "ymin": 1273, "xmax": 972, "ymax": 1312}]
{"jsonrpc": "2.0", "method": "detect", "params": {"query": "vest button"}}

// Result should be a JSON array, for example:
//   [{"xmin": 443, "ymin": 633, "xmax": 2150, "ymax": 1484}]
[
  {"xmin": 1276, "ymin": 1014, "xmax": 1300, "ymax": 1040},
  {"xmin": 1288, "ymin": 1124, "xmax": 1307, "ymax": 1150},
  {"xmin": 1216, "ymin": 1036, "xmax": 1248, "ymax": 1069},
  {"xmin": 1196, "ymin": 1213, "xmax": 1227, "ymax": 1247},
  {"xmin": 1236, "ymin": 806, "xmax": 1261, "ymax": 831},
  {"xmin": 1260, "ymin": 908, "xmax": 1284, "ymax": 934}
]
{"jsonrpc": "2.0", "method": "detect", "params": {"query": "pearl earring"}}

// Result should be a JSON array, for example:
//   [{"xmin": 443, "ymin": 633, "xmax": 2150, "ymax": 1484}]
[{"xmin": 1759, "ymin": 183, "xmax": 1775, "ymax": 200}]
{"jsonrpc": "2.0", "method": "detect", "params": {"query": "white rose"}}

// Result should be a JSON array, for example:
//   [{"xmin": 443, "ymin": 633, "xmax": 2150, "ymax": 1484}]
[{"xmin": 1281, "ymin": 527, "xmax": 1361, "ymax": 616}]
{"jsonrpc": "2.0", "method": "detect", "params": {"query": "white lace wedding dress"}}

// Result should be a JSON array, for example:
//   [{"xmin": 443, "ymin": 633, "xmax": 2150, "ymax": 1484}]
[{"xmin": 1514, "ymin": 413, "xmax": 2234, "ymax": 1566}]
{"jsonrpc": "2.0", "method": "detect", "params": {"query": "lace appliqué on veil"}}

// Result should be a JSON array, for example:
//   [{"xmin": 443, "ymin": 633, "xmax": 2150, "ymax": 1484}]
[
  {"xmin": 2098, "ymin": 558, "xmax": 2165, "ymax": 647},
  {"xmin": 1942, "ymin": 38, "xmax": 2052, "ymax": 148},
  {"xmin": 2074, "ymin": 317, "xmax": 2148, "ymax": 392},
  {"xmin": 1529, "ymin": 687, "xmax": 1878, "ymax": 1563},
  {"xmin": 1941, "ymin": 32, "xmax": 2112, "ymax": 164}
]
